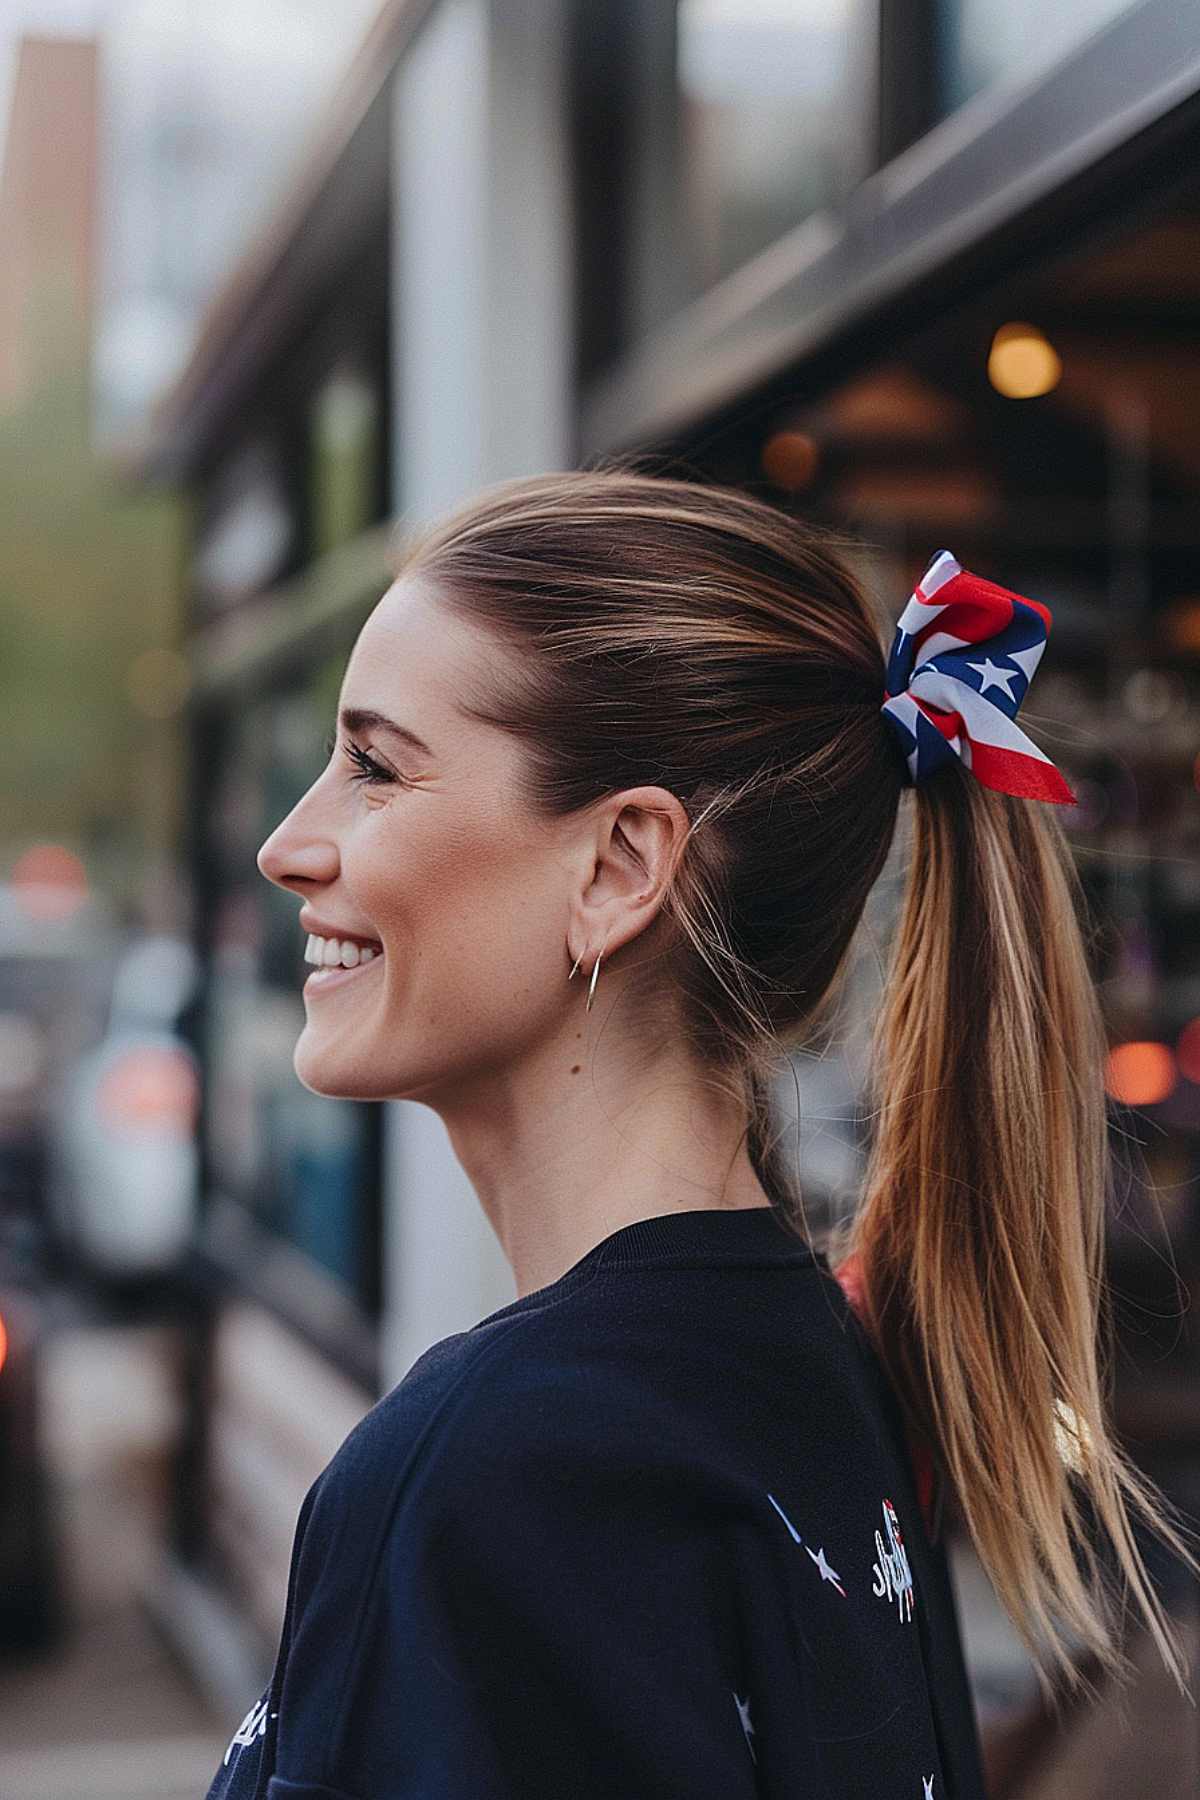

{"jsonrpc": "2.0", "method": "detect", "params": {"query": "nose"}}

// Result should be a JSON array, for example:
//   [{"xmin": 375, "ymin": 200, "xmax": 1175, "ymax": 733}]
[{"xmin": 256, "ymin": 801, "xmax": 339, "ymax": 894}]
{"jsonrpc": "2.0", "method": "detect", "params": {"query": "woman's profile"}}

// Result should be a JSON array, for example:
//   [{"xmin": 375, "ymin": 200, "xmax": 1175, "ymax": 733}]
[{"xmin": 206, "ymin": 463, "xmax": 1200, "ymax": 1799}]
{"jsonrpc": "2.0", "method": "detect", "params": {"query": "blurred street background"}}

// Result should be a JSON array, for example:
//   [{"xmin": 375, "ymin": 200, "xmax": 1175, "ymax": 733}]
[{"xmin": 2, "ymin": 1, "xmax": 1200, "ymax": 1795}]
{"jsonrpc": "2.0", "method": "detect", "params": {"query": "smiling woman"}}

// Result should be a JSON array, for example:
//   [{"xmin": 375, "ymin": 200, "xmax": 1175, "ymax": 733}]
[{"xmin": 214, "ymin": 462, "xmax": 1200, "ymax": 1800}]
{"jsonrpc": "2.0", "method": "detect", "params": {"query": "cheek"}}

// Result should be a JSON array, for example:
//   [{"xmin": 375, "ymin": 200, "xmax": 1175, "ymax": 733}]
[
  {"xmin": 331, "ymin": 811, "xmax": 569, "ymax": 1062},
  {"xmin": 356, "ymin": 809, "xmax": 530, "ymax": 953}
]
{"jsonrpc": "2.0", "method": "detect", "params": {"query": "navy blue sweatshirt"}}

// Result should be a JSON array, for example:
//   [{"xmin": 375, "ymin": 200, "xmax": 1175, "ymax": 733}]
[{"xmin": 205, "ymin": 1204, "xmax": 988, "ymax": 1798}]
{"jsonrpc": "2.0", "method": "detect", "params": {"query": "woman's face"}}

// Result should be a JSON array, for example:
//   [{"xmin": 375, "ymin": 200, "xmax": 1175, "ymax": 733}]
[{"xmin": 256, "ymin": 574, "xmax": 576, "ymax": 1104}]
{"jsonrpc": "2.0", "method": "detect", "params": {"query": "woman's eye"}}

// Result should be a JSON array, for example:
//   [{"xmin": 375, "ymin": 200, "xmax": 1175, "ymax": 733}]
[{"xmin": 323, "ymin": 732, "xmax": 402, "ymax": 787}]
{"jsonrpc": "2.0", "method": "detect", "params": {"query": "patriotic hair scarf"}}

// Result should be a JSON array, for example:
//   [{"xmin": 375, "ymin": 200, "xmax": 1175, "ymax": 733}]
[{"xmin": 880, "ymin": 549, "xmax": 1077, "ymax": 805}]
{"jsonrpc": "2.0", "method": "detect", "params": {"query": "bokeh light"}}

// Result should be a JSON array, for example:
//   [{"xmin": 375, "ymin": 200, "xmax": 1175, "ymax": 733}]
[
  {"xmin": 9, "ymin": 842, "xmax": 89, "ymax": 919},
  {"xmin": 761, "ymin": 429, "xmax": 820, "ymax": 490},
  {"xmin": 1105, "ymin": 1040, "xmax": 1176, "ymax": 1106},
  {"xmin": 987, "ymin": 321, "xmax": 1062, "ymax": 399}
]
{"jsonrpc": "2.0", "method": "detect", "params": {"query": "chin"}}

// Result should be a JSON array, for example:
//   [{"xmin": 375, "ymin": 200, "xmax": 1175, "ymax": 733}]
[
  {"xmin": 295, "ymin": 1041, "xmax": 410, "ymax": 1103},
  {"xmin": 293, "ymin": 1041, "xmax": 365, "ymax": 1100}
]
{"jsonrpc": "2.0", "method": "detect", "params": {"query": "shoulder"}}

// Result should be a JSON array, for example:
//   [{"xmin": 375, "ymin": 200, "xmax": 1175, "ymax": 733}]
[
  {"xmin": 303, "ymin": 1311, "xmax": 609, "ymax": 1536},
  {"xmin": 305, "ymin": 1302, "xmax": 745, "ymax": 1590},
  {"xmin": 301, "ymin": 1259, "xmax": 897, "ymax": 1568}
]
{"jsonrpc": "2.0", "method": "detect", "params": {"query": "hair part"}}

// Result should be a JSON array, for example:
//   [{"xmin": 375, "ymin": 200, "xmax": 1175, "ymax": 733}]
[{"xmin": 393, "ymin": 455, "xmax": 1200, "ymax": 1710}]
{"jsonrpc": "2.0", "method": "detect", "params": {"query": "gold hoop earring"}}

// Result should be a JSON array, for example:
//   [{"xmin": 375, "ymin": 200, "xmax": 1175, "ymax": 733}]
[{"xmin": 567, "ymin": 938, "xmax": 607, "ymax": 1010}]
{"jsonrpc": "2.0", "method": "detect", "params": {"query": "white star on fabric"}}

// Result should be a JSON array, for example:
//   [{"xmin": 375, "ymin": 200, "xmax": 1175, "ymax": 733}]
[
  {"xmin": 732, "ymin": 1691, "xmax": 757, "ymax": 1762},
  {"xmin": 966, "ymin": 655, "xmax": 1018, "ymax": 699},
  {"xmin": 805, "ymin": 1544, "xmax": 846, "ymax": 1594},
  {"xmin": 923, "ymin": 1775, "xmax": 936, "ymax": 1798}
]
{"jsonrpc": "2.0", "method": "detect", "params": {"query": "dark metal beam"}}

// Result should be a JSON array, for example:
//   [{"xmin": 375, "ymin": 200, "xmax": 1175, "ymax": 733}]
[{"xmin": 580, "ymin": 0, "xmax": 1200, "ymax": 461}]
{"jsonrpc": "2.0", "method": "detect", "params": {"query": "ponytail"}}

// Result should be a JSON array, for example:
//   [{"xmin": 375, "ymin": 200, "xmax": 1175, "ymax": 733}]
[{"xmin": 836, "ymin": 766, "xmax": 1200, "ymax": 1711}]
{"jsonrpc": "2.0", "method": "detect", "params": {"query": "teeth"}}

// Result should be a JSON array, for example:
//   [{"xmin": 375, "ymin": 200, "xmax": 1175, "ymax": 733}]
[{"xmin": 304, "ymin": 933, "xmax": 383, "ymax": 970}]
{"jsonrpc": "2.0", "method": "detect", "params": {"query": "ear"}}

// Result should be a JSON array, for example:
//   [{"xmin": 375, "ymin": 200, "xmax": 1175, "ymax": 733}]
[{"xmin": 567, "ymin": 785, "xmax": 691, "ymax": 968}]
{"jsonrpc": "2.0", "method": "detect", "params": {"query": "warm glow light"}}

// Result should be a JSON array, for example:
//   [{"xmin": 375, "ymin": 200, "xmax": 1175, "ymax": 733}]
[
  {"xmin": 97, "ymin": 1046, "xmax": 200, "ymax": 1133},
  {"xmin": 987, "ymin": 322, "xmax": 1062, "ymax": 399},
  {"xmin": 0, "ymin": 1311, "xmax": 7, "ymax": 1377},
  {"xmin": 761, "ymin": 430, "xmax": 820, "ymax": 490},
  {"xmin": 1161, "ymin": 596, "xmax": 1200, "ymax": 656},
  {"xmin": 1105, "ymin": 1040, "xmax": 1176, "ymax": 1106},
  {"xmin": 10, "ymin": 843, "xmax": 89, "ymax": 919},
  {"xmin": 1177, "ymin": 1018, "xmax": 1200, "ymax": 1085}
]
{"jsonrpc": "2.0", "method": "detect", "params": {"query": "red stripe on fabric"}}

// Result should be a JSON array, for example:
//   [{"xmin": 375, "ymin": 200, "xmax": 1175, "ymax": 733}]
[
  {"xmin": 968, "ymin": 737, "xmax": 1077, "ymax": 804},
  {"xmin": 912, "ymin": 574, "xmax": 1013, "ymax": 647},
  {"xmin": 910, "ymin": 696, "xmax": 962, "ymax": 744}
]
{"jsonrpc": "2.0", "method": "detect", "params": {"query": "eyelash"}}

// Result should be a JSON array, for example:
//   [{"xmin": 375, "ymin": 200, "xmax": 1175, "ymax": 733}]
[{"xmin": 324, "ymin": 733, "xmax": 404, "ymax": 788}]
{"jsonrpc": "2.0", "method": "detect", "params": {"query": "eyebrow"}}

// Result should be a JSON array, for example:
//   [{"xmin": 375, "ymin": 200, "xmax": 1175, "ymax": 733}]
[{"xmin": 338, "ymin": 707, "xmax": 434, "ymax": 757}]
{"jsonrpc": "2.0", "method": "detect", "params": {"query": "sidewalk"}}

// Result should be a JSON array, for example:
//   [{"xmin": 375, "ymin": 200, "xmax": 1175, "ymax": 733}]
[{"xmin": 0, "ymin": 1321, "xmax": 230, "ymax": 1800}]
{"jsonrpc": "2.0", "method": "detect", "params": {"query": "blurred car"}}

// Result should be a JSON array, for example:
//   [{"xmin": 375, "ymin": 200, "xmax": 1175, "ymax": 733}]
[{"xmin": 46, "ymin": 934, "xmax": 202, "ymax": 1286}]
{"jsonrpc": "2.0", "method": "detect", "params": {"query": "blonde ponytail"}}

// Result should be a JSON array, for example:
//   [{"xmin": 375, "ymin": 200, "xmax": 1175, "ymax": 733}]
[{"xmin": 837, "ymin": 768, "xmax": 1200, "ymax": 1713}]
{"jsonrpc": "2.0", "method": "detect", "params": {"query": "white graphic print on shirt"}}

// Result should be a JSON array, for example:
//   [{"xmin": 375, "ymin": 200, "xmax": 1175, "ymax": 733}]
[
  {"xmin": 871, "ymin": 1497, "xmax": 915, "ymax": 1623},
  {"xmin": 223, "ymin": 1693, "xmax": 276, "ymax": 1766},
  {"xmin": 732, "ymin": 1689, "xmax": 757, "ymax": 1763},
  {"xmin": 765, "ymin": 1491, "xmax": 847, "ymax": 1596},
  {"xmin": 923, "ymin": 1775, "xmax": 935, "ymax": 1797}
]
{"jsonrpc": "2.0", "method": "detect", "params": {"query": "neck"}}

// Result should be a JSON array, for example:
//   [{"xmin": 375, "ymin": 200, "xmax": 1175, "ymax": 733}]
[{"xmin": 430, "ymin": 1034, "xmax": 771, "ymax": 1299}]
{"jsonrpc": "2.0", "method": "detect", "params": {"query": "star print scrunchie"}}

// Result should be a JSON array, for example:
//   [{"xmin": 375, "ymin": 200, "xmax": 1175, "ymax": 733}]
[{"xmin": 880, "ymin": 549, "xmax": 1077, "ymax": 805}]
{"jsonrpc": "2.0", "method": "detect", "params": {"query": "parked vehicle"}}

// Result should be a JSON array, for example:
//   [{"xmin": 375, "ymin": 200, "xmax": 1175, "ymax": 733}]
[{"xmin": 46, "ymin": 934, "xmax": 201, "ymax": 1287}]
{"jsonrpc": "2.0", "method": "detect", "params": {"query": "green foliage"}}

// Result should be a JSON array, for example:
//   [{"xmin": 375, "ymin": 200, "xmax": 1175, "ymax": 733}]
[{"xmin": 0, "ymin": 343, "xmax": 187, "ymax": 904}]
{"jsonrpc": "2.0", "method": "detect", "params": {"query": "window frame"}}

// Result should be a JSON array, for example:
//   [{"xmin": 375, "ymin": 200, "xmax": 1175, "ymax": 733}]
[{"xmin": 573, "ymin": 0, "xmax": 1200, "ymax": 462}]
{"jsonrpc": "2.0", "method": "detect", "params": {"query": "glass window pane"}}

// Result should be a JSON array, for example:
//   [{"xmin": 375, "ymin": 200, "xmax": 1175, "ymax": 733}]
[
  {"xmin": 310, "ymin": 363, "xmax": 381, "ymax": 558},
  {"xmin": 938, "ymin": 0, "xmax": 1139, "ymax": 114},
  {"xmin": 676, "ymin": 0, "xmax": 865, "ymax": 303}
]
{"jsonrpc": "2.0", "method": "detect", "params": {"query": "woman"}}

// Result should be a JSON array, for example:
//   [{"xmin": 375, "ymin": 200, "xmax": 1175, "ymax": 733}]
[{"xmin": 207, "ymin": 466, "xmax": 1198, "ymax": 1799}]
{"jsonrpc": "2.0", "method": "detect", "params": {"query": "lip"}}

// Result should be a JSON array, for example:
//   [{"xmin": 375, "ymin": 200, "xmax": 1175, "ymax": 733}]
[
  {"xmin": 304, "ymin": 952, "xmax": 385, "ymax": 996},
  {"xmin": 299, "ymin": 909, "xmax": 383, "ymax": 948}
]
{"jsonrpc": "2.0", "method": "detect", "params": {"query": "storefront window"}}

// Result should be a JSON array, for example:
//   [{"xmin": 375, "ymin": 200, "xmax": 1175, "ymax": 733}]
[
  {"xmin": 672, "ymin": 0, "xmax": 867, "ymax": 314},
  {"xmin": 737, "ymin": 172, "xmax": 1200, "ymax": 1273},
  {"xmin": 938, "ymin": 0, "xmax": 1138, "ymax": 115},
  {"xmin": 193, "ymin": 437, "xmax": 296, "ymax": 615},
  {"xmin": 203, "ymin": 647, "xmax": 381, "ymax": 1311},
  {"xmin": 309, "ymin": 362, "xmax": 381, "ymax": 558}
]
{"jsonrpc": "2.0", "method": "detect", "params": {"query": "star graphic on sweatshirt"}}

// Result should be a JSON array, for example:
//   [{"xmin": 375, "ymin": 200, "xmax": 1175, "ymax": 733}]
[
  {"xmin": 923, "ymin": 1775, "xmax": 936, "ymax": 1797},
  {"xmin": 732, "ymin": 1690, "xmax": 757, "ymax": 1763},
  {"xmin": 766, "ymin": 1492, "xmax": 848, "ymax": 1596},
  {"xmin": 805, "ymin": 1543, "xmax": 847, "ymax": 1596},
  {"xmin": 966, "ymin": 655, "xmax": 1018, "ymax": 699}
]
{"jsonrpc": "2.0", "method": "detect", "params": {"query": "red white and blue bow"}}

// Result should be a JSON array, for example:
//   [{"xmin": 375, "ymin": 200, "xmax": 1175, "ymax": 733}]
[{"xmin": 880, "ymin": 550, "xmax": 1077, "ymax": 805}]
